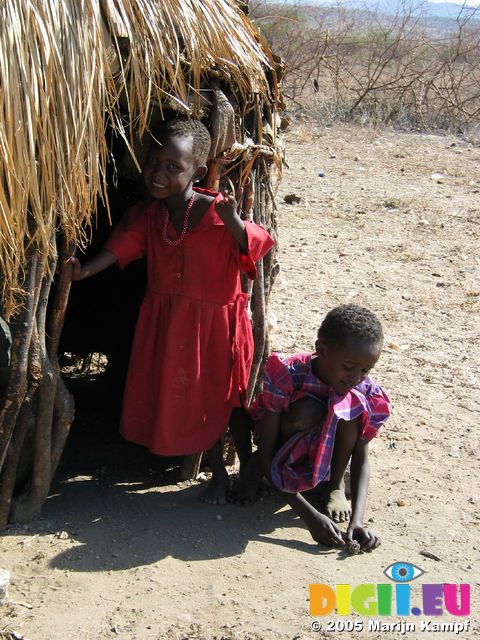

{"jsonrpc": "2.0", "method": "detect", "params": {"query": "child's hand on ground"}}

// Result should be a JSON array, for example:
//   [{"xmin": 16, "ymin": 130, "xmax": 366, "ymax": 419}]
[
  {"xmin": 215, "ymin": 191, "xmax": 238, "ymax": 223},
  {"xmin": 306, "ymin": 510, "xmax": 345, "ymax": 547},
  {"xmin": 347, "ymin": 524, "xmax": 380, "ymax": 551}
]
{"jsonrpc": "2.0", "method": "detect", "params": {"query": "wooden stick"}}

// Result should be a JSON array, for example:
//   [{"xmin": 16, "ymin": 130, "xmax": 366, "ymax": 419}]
[
  {"xmin": 247, "ymin": 173, "xmax": 267, "ymax": 403},
  {"xmin": 0, "ymin": 395, "xmax": 36, "ymax": 528},
  {"xmin": 50, "ymin": 376, "xmax": 75, "ymax": 479},
  {"xmin": 47, "ymin": 240, "xmax": 74, "ymax": 360},
  {"xmin": 180, "ymin": 453, "xmax": 202, "ymax": 481},
  {"xmin": 12, "ymin": 256, "xmax": 57, "ymax": 523},
  {"xmin": 0, "ymin": 249, "xmax": 38, "ymax": 474},
  {"xmin": 48, "ymin": 240, "xmax": 75, "ymax": 480},
  {"xmin": 13, "ymin": 235, "xmax": 75, "ymax": 522},
  {"xmin": 205, "ymin": 159, "xmax": 222, "ymax": 191}
]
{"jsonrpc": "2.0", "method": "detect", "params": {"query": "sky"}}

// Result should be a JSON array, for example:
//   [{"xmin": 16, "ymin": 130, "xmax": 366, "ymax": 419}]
[
  {"xmin": 316, "ymin": 0, "xmax": 480, "ymax": 7},
  {"xmin": 341, "ymin": 0, "xmax": 480, "ymax": 10},
  {"xmin": 353, "ymin": 0, "xmax": 480, "ymax": 6},
  {"xmin": 428, "ymin": 0, "xmax": 480, "ymax": 5},
  {"xmin": 264, "ymin": 0, "xmax": 480, "ymax": 16}
]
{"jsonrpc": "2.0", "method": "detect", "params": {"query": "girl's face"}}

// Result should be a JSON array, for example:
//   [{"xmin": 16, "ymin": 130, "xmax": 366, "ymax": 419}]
[
  {"xmin": 142, "ymin": 134, "xmax": 207, "ymax": 201},
  {"xmin": 312, "ymin": 337, "xmax": 382, "ymax": 395}
]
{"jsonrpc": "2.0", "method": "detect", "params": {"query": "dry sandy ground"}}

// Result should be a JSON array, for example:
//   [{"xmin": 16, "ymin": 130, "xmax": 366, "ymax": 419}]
[{"xmin": 1, "ymin": 122, "xmax": 479, "ymax": 640}]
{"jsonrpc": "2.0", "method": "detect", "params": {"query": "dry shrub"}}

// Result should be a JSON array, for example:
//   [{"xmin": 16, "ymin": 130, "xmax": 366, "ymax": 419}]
[{"xmin": 251, "ymin": 0, "xmax": 480, "ymax": 138}]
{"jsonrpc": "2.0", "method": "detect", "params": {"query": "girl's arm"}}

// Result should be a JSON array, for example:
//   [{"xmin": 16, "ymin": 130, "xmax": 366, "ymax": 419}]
[
  {"xmin": 347, "ymin": 440, "xmax": 380, "ymax": 550},
  {"xmin": 69, "ymin": 249, "xmax": 118, "ymax": 281},
  {"xmin": 258, "ymin": 410, "xmax": 344, "ymax": 547},
  {"xmin": 214, "ymin": 192, "xmax": 248, "ymax": 252}
]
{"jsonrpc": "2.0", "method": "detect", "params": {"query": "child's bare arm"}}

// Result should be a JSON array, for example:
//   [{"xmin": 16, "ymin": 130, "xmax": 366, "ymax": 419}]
[
  {"xmin": 214, "ymin": 192, "xmax": 248, "ymax": 252},
  {"xmin": 69, "ymin": 249, "xmax": 118, "ymax": 281},
  {"xmin": 258, "ymin": 410, "xmax": 344, "ymax": 547},
  {"xmin": 347, "ymin": 440, "xmax": 380, "ymax": 550}
]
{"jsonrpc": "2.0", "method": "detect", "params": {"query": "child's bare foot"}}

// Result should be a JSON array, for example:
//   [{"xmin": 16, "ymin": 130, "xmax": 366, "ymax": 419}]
[
  {"xmin": 325, "ymin": 488, "xmax": 351, "ymax": 523},
  {"xmin": 200, "ymin": 438, "xmax": 229, "ymax": 505},
  {"xmin": 228, "ymin": 454, "xmax": 262, "ymax": 505},
  {"xmin": 258, "ymin": 476, "xmax": 276, "ymax": 499},
  {"xmin": 228, "ymin": 475, "xmax": 260, "ymax": 505},
  {"xmin": 200, "ymin": 471, "xmax": 229, "ymax": 505},
  {"xmin": 229, "ymin": 473, "xmax": 275, "ymax": 505}
]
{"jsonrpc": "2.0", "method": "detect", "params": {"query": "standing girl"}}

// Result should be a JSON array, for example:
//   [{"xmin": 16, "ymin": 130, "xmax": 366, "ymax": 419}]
[{"xmin": 70, "ymin": 118, "xmax": 274, "ymax": 504}]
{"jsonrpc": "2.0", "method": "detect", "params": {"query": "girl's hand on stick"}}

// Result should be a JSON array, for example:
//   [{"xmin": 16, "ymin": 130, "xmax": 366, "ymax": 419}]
[
  {"xmin": 66, "ymin": 249, "xmax": 117, "ymax": 281},
  {"xmin": 68, "ymin": 257, "xmax": 83, "ymax": 281}
]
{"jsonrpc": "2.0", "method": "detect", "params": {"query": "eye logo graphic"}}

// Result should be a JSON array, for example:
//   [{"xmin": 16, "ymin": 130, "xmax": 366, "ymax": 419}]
[
  {"xmin": 309, "ymin": 562, "xmax": 471, "ymax": 617},
  {"xmin": 383, "ymin": 561, "xmax": 424, "ymax": 583}
]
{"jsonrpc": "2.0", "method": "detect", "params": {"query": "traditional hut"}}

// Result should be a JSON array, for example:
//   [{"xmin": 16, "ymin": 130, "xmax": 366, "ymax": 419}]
[{"xmin": 0, "ymin": 0, "xmax": 283, "ymax": 528}]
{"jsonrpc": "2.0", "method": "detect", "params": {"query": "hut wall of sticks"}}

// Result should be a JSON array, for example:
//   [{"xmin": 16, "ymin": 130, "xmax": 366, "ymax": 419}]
[{"xmin": 0, "ymin": 0, "xmax": 284, "ymax": 529}]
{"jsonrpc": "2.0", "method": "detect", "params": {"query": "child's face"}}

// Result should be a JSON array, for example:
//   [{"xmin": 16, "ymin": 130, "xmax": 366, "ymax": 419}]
[
  {"xmin": 142, "ymin": 134, "xmax": 206, "ymax": 200},
  {"xmin": 313, "ymin": 338, "xmax": 382, "ymax": 395}
]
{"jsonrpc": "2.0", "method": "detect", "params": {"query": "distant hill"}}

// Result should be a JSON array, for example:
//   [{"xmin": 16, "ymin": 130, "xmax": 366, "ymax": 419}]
[
  {"xmin": 258, "ymin": 0, "xmax": 480, "ymax": 21},
  {"xmin": 347, "ymin": 1, "xmax": 480, "ymax": 20}
]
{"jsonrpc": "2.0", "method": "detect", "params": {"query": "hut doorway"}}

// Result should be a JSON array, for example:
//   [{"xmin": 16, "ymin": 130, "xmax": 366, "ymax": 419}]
[
  {"xmin": 58, "ymin": 161, "xmax": 149, "ymax": 475},
  {"xmin": 59, "ymin": 135, "xmax": 146, "ymax": 416},
  {"xmin": 56, "ymin": 133, "xmax": 197, "ymax": 489}
]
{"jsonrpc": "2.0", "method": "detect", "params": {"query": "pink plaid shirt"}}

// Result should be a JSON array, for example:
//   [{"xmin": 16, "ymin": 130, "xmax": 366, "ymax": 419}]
[{"xmin": 250, "ymin": 352, "xmax": 391, "ymax": 493}]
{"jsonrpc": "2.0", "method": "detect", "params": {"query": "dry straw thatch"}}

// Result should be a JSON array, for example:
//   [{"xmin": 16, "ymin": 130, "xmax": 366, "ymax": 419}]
[{"xmin": 0, "ymin": 0, "xmax": 279, "ymax": 317}]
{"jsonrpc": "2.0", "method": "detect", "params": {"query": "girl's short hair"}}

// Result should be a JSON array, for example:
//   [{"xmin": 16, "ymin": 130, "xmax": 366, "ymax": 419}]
[
  {"xmin": 155, "ymin": 117, "xmax": 211, "ymax": 165},
  {"xmin": 318, "ymin": 304, "xmax": 383, "ymax": 349}
]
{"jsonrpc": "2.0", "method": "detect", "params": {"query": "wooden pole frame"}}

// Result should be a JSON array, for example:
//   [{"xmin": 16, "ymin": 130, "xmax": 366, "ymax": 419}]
[{"xmin": 0, "ymin": 238, "xmax": 75, "ymax": 527}]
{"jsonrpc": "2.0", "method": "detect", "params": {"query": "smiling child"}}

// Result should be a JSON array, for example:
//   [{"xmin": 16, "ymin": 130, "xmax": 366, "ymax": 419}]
[{"xmin": 70, "ymin": 117, "xmax": 274, "ymax": 504}]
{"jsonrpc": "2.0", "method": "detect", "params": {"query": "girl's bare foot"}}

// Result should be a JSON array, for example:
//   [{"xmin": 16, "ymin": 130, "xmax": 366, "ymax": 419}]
[
  {"xmin": 229, "ymin": 473, "xmax": 275, "ymax": 505},
  {"xmin": 200, "ymin": 438, "xmax": 229, "ymax": 505},
  {"xmin": 228, "ymin": 452, "xmax": 266, "ymax": 506},
  {"xmin": 199, "ymin": 471, "xmax": 229, "ymax": 505},
  {"xmin": 228, "ymin": 475, "xmax": 260, "ymax": 505},
  {"xmin": 325, "ymin": 488, "xmax": 351, "ymax": 523}
]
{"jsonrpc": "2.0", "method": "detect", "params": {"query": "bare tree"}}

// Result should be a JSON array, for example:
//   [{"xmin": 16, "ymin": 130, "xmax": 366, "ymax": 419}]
[{"xmin": 251, "ymin": 0, "xmax": 480, "ymax": 136}]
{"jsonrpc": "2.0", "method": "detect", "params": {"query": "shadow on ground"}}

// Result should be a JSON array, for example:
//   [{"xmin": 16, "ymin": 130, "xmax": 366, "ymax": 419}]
[{"xmin": 7, "ymin": 370, "xmax": 324, "ymax": 572}]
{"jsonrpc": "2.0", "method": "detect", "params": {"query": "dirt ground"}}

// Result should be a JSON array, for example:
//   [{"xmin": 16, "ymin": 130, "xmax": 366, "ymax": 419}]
[{"xmin": 1, "ymin": 122, "xmax": 479, "ymax": 640}]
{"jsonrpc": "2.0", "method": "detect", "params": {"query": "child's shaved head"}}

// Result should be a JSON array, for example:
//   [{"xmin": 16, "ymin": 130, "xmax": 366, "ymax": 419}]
[
  {"xmin": 318, "ymin": 304, "xmax": 384, "ymax": 349},
  {"xmin": 155, "ymin": 117, "xmax": 211, "ymax": 166}
]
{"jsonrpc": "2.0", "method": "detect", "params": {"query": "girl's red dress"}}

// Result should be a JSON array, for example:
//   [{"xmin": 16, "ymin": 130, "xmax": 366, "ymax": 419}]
[{"xmin": 104, "ymin": 188, "xmax": 274, "ymax": 455}]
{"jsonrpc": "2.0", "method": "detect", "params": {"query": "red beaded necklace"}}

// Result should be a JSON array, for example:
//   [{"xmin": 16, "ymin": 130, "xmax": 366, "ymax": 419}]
[{"xmin": 161, "ymin": 193, "xmax": 195, "ymax": 246}]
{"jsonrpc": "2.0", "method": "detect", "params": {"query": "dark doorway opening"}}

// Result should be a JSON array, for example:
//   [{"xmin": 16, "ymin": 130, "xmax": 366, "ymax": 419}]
[{"xmin": 56, "ymin": 131, "xmax": 185, "ymax": 488}]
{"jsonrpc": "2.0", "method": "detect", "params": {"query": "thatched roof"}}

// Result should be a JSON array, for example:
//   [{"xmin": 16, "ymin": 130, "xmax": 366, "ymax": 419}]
[{"xmin": 0, "ymin": 0, "xmax": 280, "ymax": 317}]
